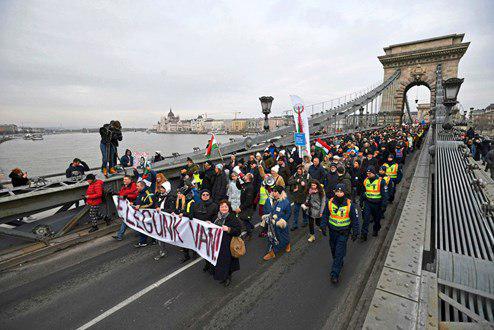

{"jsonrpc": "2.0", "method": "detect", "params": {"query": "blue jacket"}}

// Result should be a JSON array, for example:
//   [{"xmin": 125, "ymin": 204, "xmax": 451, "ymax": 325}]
[
  {"xmin": 134, "ymin": 188, "xmax": 156, "ymax": 208},
  {"xmin": 263, "ymin": 194, "xmax": 291, "ymax": 252},
  {"xmin": 120, "ymin": 154, "xmax": 134, "ymax": 167}
]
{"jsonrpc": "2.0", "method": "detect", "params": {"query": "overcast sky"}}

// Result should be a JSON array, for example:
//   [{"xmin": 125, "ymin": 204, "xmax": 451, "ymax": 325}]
[{"xmin": 0, "ymin": 0, "xmax": 492, "ymax": 128}]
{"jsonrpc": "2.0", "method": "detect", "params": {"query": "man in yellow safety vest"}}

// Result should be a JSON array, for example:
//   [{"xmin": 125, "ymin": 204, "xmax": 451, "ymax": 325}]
[
  {"xmin": 327, "ymin": 184, "xmax": 359, "ymax": 284},
  {"xmin": 360, "ymin": 166, "xmax": 387, "ymax": 241}
]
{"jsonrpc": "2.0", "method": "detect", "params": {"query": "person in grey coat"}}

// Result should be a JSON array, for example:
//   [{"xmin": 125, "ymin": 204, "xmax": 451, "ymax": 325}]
[{"xmin": 302, "ymin": 179, "xmax": 327, "ymax": 242}]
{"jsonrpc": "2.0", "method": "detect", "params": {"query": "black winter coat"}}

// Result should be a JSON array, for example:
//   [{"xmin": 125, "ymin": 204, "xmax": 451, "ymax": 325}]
[
  {"xmin": 156, "ymin": 193, "xmax": 176, "ymax": 213},
  {"xmin": 200, "ymin": 168, "xmax": 216, "ymax": 191},
  {"xmin": 9, "ymin": 172, "xmax": 29, "ymax": 187},
  {"xmin": 213, "ymin": 212, "xmax": 242, "ymax": 281},
  {"xmin": 237, "ymin": 181, "xmax": 254, "ymax": 217},
  {"xmin": 187, "ymin": 199, "xmax": 218, "ymax": 222},
  {"xmin": 211, "ymin": 171, "xmax": 228, "ymax": 202}
]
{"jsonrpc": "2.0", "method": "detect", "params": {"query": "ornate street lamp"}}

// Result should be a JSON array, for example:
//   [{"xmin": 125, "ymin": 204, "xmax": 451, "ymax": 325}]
[
  {"xmin": 259, "ymin": 96, "xmax": 274, "ymax": 131},
  {"xmin": 443, "ymin": 78, "xmax": 464, "ymax": 106},
  {"xmin": 442, "ymin": 78, "xmax": 464, "ymax": 130}
]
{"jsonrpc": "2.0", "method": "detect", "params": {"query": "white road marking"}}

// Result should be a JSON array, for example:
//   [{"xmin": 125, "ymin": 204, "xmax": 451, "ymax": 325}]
[
  {"xmin": 76, "ymin": 258, "xmax": 201, "ymax": 330},
  {"xmin": 78, "ymin": 221, "xmax": 262, "ymax": 329}
]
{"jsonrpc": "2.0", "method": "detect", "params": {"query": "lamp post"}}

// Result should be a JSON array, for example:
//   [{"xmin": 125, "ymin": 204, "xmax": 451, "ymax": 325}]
[
  {"xmin": 442, "ymin": 77, "xmax": 464, "ymax": 130},
  {"xmin": 259, "ymin": 96, "xmax": 274, "ymax": 132}
]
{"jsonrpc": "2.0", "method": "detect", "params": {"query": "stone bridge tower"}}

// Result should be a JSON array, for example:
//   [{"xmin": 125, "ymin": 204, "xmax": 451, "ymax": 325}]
[{"xmin": 378, "ymin": 34, "xmax": 469, "ymax": 124}]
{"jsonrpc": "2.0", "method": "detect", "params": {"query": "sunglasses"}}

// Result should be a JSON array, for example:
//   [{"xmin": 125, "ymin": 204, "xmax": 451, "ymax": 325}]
[{"xmin": 202, "ymin": 193, "xmax": 210, "ymax": 196}]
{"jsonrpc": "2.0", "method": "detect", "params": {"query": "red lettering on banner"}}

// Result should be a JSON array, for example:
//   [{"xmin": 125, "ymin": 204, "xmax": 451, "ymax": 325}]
[
  {"xmin": 117, "ymin": 198, "xmax": 125, "ymax": 212},
  {"xmin": 162, "ymin": 214, "xmax": 169, "ymax": 239},
  {"xmin": 153, "ymin": 213, "xmax": 164, "ymax": 238},
  {"xmin": 207, "ymin": 228, "xmax": 216, "ymax": 261},
  {"xmin": 173, "ymin": 217, "xmax": 184, "ymax": 243},
  {"xmin": 141, "ymin": 210, "xmax": 154, "ymax": 234},
  {"xmin": 125, "ymin": 205, "xmax": 135, "ymax": 227},
  {"xmin": 188, "ymin": 221, "xmax": 196, "ymax": 245},
  {"xmin": 164, "ymin": 215, "xmax": 173, "ymax": 240},
  {"xmin": 197, "ymin": 226, "xmax": 210, "ymax": 257}
]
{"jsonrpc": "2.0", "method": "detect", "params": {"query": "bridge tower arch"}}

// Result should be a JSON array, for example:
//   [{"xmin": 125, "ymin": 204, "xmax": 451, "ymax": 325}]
[{"xmin": 378, "ymin": 34, "xmax": 469, "ymax": 124}]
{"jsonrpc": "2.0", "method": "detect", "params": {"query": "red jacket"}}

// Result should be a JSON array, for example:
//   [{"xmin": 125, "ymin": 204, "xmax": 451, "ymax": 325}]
[
  {"xmin": 86, "ymin": 180, "xmax": 104, "ymax": 206},
  {"xmin": 119, "ymin": 182, "xmax": 138, "ymax": 201}
]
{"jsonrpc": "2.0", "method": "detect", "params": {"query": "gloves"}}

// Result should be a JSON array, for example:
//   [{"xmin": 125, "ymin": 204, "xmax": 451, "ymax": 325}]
[
  {"xmin": 301, "ymin": 204, "xmax": 308, "ymax": 211},
  {"xmin": 276, "ymin": 219, "xmax": 287, "ymax": 229},
  {"xmin": 272, "ymin": 214, "xmax": 278, "ymax": 220}
]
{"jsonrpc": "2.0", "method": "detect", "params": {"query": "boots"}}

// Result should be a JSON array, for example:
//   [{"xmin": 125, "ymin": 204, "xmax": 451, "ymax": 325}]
[
  {"xmin": 308, "ymin": 234, "xmax": 315, "ymax": 242},
  {"xmin": 109, "ymin": 167, "xmax": 117, "ymax": 174},
  {"xmin": 285, "ymin": 243, "xmax": 291, "ymax": 253},
  {"xmin": 263, "ymin": 250, "xmax": 276, "ymax": 261},
  {"xmin": 102, "ymin": 167, "xmax": 108, "ymax": 177},
  {"xmin": 88, "ymin": 225, "xmax": 98, "ymax": 233}
]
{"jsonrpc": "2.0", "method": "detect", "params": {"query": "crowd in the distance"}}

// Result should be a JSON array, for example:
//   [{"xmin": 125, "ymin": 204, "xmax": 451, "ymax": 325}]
[{"xmin": 80, "ymin": 123, "xmax": 428, "ymax": 286}]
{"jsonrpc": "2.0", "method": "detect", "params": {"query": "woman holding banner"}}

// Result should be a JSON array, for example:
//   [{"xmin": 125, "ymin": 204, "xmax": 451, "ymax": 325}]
[{"xmin": 211, "ymin": 200, "xmax": 242, "ymax": 287}]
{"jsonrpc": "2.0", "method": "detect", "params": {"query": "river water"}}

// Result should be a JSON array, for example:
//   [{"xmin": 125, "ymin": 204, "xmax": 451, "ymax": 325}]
[{"xmin": 0, "ymin": 132, "xmax": 240, "ymax": 177}]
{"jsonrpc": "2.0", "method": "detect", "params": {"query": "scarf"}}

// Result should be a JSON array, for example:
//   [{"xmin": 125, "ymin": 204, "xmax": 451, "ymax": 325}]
[{"xmin": 214, "ymin": 211, "xmax": 229, "ymax": 226}]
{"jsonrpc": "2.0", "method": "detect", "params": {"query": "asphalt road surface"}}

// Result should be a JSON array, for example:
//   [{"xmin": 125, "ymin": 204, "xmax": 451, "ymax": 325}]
[{"xmin": 0, "ymin": 153, "xmax": 419, "ymax": 330}]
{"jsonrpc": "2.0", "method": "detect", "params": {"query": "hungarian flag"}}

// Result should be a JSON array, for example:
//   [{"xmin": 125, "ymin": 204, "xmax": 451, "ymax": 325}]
[
  {"xmin": 205, "ymin": 133, "xmax": 219, "ymax": 157},
  {"xmin": 315, "ymin": 138, "xmax": 331, "ymax": 156}
]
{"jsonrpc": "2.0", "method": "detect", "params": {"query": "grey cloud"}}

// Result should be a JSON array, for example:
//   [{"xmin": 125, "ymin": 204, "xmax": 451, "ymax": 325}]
[{"xmin": 0, "ymin": 0, "xmax": 492, "ymax": 128}]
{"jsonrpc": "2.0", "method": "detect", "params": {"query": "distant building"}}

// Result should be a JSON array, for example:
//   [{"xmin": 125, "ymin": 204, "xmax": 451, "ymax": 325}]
[
  {"xmin": 470, "ymin": 104, "xmax": 494, "ymax": 136},
  {"xmin": 0, "ymin": 124, "xmax": 18, "ymax": 134},
  {"xmin": 416, "ymin": 103, "xmax": 430, "ymax": 122}
]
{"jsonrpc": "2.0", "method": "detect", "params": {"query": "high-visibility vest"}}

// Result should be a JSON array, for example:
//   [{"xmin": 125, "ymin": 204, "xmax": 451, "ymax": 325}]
[
  {"xmin": 193, "ymin": 173, "xmax": 202, "ymax": 187},
  {"xmin": 384, "ymin": 163, "xmax": 398, "ymax": 179},
  {"xmin": 364, "ymin": 177, "xmax": 382, "ymax": 200},
  {"xmin": 328, "ymin": 198, "xmax": 351, "ymax": 227},
  {"xmin": 259, "ymin": 186, "xmax": 268, "ymax": 206},
  {"xmin": 186, "ymin": 199, "xmax": 195, "ymax": 213},
  {"xmin": 382, "ymin": 175, "xmax": 391, "ymax": 186}
]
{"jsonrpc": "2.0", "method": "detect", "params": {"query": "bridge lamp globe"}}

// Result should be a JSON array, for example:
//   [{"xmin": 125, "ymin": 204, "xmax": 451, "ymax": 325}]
[
  {"xmin": 259, "ymin": 96, "xmax": 274, "ymax": 131},
  {"xmin": 442, "ymin": 78, "xmax": 464, "ymax": 106}
]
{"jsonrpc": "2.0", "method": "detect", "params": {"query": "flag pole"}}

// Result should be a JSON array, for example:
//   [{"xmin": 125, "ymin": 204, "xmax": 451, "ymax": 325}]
[{"xmin": 217, "ymin": 144, "xmax": 224, "ymax": 163}]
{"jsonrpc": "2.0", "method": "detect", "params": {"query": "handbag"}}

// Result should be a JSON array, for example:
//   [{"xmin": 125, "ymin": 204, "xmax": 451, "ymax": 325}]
[{"xmin": 230, "ymin": 236, "xmax": 246, "ymax": 258}]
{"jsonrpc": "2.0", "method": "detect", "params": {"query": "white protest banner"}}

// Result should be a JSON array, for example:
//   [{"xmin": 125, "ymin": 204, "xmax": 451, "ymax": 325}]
[
  {"xmin": 114, "ymin": 196, "xmax": 224, "ymax": 266},
  {"xmin": 289, "ymin": 95, "xmax": 311, "ymax": 158}
]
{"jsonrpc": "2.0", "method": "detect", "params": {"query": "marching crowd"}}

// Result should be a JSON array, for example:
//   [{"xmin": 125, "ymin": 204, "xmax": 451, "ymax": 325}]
[{"xmin": 82, "ymin": 124, "xmax": 428, "ymax": 286}]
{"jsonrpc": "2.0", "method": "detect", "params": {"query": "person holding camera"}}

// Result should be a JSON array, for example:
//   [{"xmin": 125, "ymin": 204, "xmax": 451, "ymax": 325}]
[{"xmin": 303, "ymin": 179, "xmax": 326, "ymax": 242}]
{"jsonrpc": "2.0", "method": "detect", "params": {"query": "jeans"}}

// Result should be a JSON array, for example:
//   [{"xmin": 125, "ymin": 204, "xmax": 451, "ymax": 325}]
[
  {"xmin": 116, "ymin": 222, "xmax": 127, "ymax": 239},
  {"xmin": 139, "ymin": 233, "xmax": 148, "ymax": 244},
  {"xmin": 308, "ymin": 217, "xmax": 322, "ymax": 235},
  {"xmin": 361, "ymin": 200, "xmax": 382, "ymax": 236},
  {"xmin": 100, "ymin": 142, "xmax": 117, "ymax": 169},
  {"xmin": 292, "ymin": 203, "xmax": 308, "ymax": 228},
  {"xmin": 329, "ymin": 230, "xmax": 348, "ymax": 277}
]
